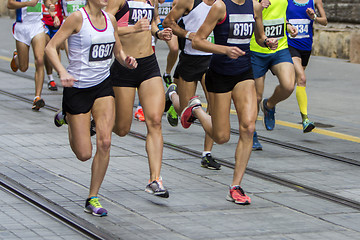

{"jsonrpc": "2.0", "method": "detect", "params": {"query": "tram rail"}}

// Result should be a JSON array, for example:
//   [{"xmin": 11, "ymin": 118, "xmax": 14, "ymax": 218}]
[{"xmin": 1, "ymin": 85, "xmax": 359, "ymax": 232}]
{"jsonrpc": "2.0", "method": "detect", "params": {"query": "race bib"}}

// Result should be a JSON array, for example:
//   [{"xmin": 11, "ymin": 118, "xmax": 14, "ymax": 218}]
[
  {"xmin": 289, "ymin": 19, "xmax": 311, "ymax": 39},
  {"xmin": 89, "ymin": 35, "xmax": 115, "ymax": 66},
  {"xmin": 66, "ymin": 1, "xmax": 85, "ymax": 14},
  {"xmin": 129, "ymin": 7, "xmax": 154, "ymax": 25},
  {"xmin": 263, "ymin": 18, "xmax": 285, "ymax": 39},
  {"xmin": 207, "ymin": 31, "xmax": 215, "ymax": 44},
  {"xmin": 158, "ymin": 2, "xmax": 172, "ymax": 19},
  {"xmin": 227, "ymin": 14, "xmax": 254, "ymax": 45},
  {"xmin": 27, "ymin": 2, "xmax": 42, "ymax": 12}
]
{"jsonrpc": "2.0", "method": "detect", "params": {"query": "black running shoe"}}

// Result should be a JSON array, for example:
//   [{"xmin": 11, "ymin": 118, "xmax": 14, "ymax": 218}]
[
  {"xmin": 90, "ymin": 119, "xmax": 96, "ymax": 136},
  {"xmin": 201, "ymin": 153, "xmax": 221, "ymax": 170},
  {"xmin": 163, "ymin": 73, "xmax": 172, "ymax": 87},
  {"xmin": 165, "ymin": 83, "xmax": 177, "ymax": 112},
  {"xmin": 145, "ymin": 177, "xmax": 169, "ymax": 198}
]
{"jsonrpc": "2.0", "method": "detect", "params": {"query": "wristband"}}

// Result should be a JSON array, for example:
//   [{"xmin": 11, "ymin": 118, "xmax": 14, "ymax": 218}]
[
  {"xmin": 185, "ymin": 31, "xmax": 191, "ymax": 39},
  {"xmin": 264, "ymin": 38, "xmax": 270, "ymax": 49},
  {"xmin": 155, "ymin": 30, "xmax": 160, "ymax": 39},
  {"xmin": 286, "ymin": 22, "xmax": 293, "ymax": 26},
  {"xmin": 157, "ymin": 23, "xmax": 164, "ymax": 31},
  {"xmin": 313, "ymin": 14, "xmax": 317, "ymax": 21}
]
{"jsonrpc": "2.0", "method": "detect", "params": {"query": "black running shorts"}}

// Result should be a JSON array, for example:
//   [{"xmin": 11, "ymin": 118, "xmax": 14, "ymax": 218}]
[
  {"xmin": 110, "ymin": 53, "xmax": 161, "ymax": 88},
  {"xmin": 62, "ymin": 76, "xmax": 114, "ymax": 115},
  {"xmin": 288, "ymin": 45, "xmax": 312, "ymax": 67},
  {"xmin": 174, "ymin": 52, "xmax": 211, "ymax": 82},
  {"xmin": 205, "ymin": 67, "xmax": 254, "ymax": 93}
]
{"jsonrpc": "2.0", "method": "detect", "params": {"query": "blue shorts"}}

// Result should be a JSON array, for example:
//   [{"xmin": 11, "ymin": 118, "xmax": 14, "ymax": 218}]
[
  {"xmin": 45, "ymin": 24, "xmax": 59, "ymax": 39},
  {"xmin": 250, "ymin": 48, "xmax": 293, "ymax": 79}
]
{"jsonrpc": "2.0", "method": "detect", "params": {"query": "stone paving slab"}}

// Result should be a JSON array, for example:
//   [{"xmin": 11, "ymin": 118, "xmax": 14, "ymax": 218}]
[{"xmin": 0, "ymin": 16, "xmax": 360, "ymax": 239}]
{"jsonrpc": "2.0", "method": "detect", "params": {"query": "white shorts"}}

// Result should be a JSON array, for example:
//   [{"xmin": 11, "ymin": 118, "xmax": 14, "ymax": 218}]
[{"xmin": 12, "ymin": 21, "xmax": 45, "ymax": 46}]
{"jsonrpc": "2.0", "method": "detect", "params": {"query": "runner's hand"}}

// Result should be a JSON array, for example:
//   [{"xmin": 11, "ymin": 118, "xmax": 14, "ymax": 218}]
[
  {"xmin": 306, "ymin": 8, "xmax": 316, "ymax": 20},
  {"xmin": 287, "ymin": 24, "xmax": 298, "ymax": 38},
  {"xmin": 134, "ymin": 17, "xmax": 150, "ymax": 32},
  {"xmin": 125, "ymin": 56, "xmax": 137, "ymax": 69},
  {"xmin": 53, "ymin": 16, "xmax": 60, "ymax": 28},
  {"xmin": 266, "ymin": 38, "xmax": 278, "ymax": 50},
  {"xmin": 226, "ymin": 46, "xmax": 245, "ymax": 59},
  {"xmin": 158, "ymin": 28, "xmax": 173, "ymax": 41},
  {"xmin": 60, "ymin": 72, "xmax": 77, "ymax": 87},
  {"xmin": 28, "ymin": 0, "xmax": 39, "ymax": 7},
  {"xmin": 260, "ymin": 0, "xmax": 271, "ymax": 8}
]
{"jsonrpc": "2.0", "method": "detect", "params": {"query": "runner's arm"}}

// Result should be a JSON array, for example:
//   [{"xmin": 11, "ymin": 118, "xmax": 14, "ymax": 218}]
[
  {"xmin": 45, "ymin": 12, "xmax": 82, "ymax": 86},
  {"xmin": 192, "ymin": 0, "xmax": 245, "ymax": 59},
  {"xmin": 162, "ymin": 0, "xmax": 192, "ymax": 39}
]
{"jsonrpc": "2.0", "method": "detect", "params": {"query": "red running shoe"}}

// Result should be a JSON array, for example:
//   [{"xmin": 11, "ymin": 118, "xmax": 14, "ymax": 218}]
[
  {"xmin": 180, "ymin": 96, "xmax": 201, "ymax": 129},
  {"xmin": 226, "ymin": 186, "xmax": 251, "ymax": 205},
  {"xmin": 134, "ymin": 107, "xmax": 145, "ymax": 122},
  {"xmin": 10, "ymin": 50, "xmax": 18, "ymax": 72}
]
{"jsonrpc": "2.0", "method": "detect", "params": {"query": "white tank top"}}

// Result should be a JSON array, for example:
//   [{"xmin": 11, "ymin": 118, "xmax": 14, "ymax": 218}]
[
  {"xmin": 67, "ymin": 8, "xmax": 115, "ymax": 88},
  {"xmin": 182, "ymin": 1, "xmax": 211, "ymax": 56},
  {"xmin": 16, "ymin": 0, "xmax": 43, "ymax": 23}
]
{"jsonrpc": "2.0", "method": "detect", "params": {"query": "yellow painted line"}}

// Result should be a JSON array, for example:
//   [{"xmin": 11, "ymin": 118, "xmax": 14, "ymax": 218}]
[
  {"xmin": 1, "ymin": 55, "xmax": 359, "ymax": 143},
  {"xmin": 0, "ymin": 56, "xmax": 35, "ymax": 68},
  {"xmin": 201, "ymin": 103, "xmax": 360, "ymax": 143}
]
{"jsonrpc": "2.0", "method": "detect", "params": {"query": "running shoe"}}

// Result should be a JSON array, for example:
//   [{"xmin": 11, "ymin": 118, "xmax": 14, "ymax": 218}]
[
  {"xmin": 302, "ymin": 119, "xmax": 315, "ymax": 133},
  {"xmin": 201, "ymin": 153, "xmax": 221, "ymax": 170},
  {"xmin": 10, "ymin": 50, "xmax": 18, "ymax": 72},
  {"xmin": 163, "ymin": 73, "xmax": 172, "ymax": 87},
  {"xmin": 166, "ymin": 105, "xmax": 178, "ymax": 127},
  {"xmin": 134, "ymin": 107, "xmax": 145, "ymax": 122},
  {"xmin": 90, "ymin": 119, "xmax": 96, "ymax": 136},
  {"xmin": 180, "ymin": 96, "xmax": 201, "ymax": 129},
  {"xmin": 145, "ymin": 177, "xmax": 169, "ymax": 198},
  {"xmin": 84, "ymin": 197, "xmax": 108, "ymax": 217},
  {"xmin": 260, "ymin": 98, "xmax": 276, "ymax": 131},
  {"xmin": 32, "ymin": 97, "xmax": 45, "ymax": 111},
  {"xmin": 48, "ymin": 80, "xmax": 58, "ymax": 91},
  {"xmin": 165, "ymin": 83, "xmax": 177, "ymax": 112},
  {"xmin": 252, "ymin": 131, "xmax": 262, "ymax": 151},
  {"xmin": 54, "ymin": 109, "xmax": 67, "ymax": 127},
  {"xmin": 226, "ymin": 185, "xmax": 251, "ymax": 205}
]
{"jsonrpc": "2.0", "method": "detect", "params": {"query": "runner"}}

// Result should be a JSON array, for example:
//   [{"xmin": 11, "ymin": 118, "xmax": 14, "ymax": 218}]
[
  {"xmin": 42, "ymin": 0, "xmax": 64, "ymax": 91},
  {"xmin": 183, "ymin": 0, "xmax": 277, "ymax": 204},
  {"xmin": 287, "ymin": 0, "xmax": 327, "ymax": 133},
  {"xmin": 106, "ymin": 0, "xmax": 172, "ymax": 198},
  {"xmin": 8, "ymin": 0, "xmax": 49, "ymax": 110},
  {"xmin": 158, "ymin": 0, "xmax": 179, "ymax": 126},
  {"xmin": 45, "ymin": 0, "xmax": 137, "ymax": 216},
  {"xmin": 163, "ymin": 0, "xmax": 220, "ymax": 170},
  {"xmin": 250, "ymin": 0, "xmax": 298, "ymax": 150}
]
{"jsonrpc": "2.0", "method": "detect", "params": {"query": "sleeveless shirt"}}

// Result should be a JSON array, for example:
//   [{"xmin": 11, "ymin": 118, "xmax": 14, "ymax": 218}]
[
  {"xmin": 67, "ymin": 8, "xmax": 115, "ymax": 88},
  {"xmin": 210, "ymin": 0, "xmax": 254, "ymax": 75},
  {"xmin": 286, "ymin": 0, "xmax": 315, "ymax": 51}
]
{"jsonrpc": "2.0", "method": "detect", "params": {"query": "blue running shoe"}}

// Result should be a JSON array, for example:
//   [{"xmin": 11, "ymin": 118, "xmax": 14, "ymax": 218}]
[
  {"xmin": 261, "ymin": 98, "xmax": 275, "ymax": 130},
  {"xmin": 84, "ymin": 197, "xmax": 108, "ymax": 217},
  {"xmin": 303, "ymin": 119, "xmax": 315, "ymax": 133},
  {"xmin": 252, "ymin": 131, "xmax": 262, "ymax": 151}
]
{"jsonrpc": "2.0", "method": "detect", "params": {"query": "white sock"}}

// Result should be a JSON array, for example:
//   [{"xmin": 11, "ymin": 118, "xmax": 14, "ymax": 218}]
[
  {"xmin": 169, "ymin": 91, "xmax": 176, "ymax": 101},
  {"xmin": 202, "ymin": 151, "xmax": 211, "ymax": 157},
  {"xmin": 47, "ymin": 74, "xmax": 54, "ymax": 83}
]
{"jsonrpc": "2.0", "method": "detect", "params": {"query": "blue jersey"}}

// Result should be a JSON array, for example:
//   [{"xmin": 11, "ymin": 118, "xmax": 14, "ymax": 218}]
[
  {"xmin": 210, "ymin": 0, "xmax": 254, "ymax": 76},
  {"xmin": 286, "ymin": 0, "xmax": 315, "ymax": 51}
]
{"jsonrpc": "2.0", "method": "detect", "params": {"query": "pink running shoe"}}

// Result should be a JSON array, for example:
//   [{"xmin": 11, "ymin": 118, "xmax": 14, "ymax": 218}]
[
  {"xmin": 226, "ymin": 186, "xmax": 251, "ymax": 205},
  {"xmin": 180, "ymin": 96, "xmax": 201, "ymax": 129}
]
